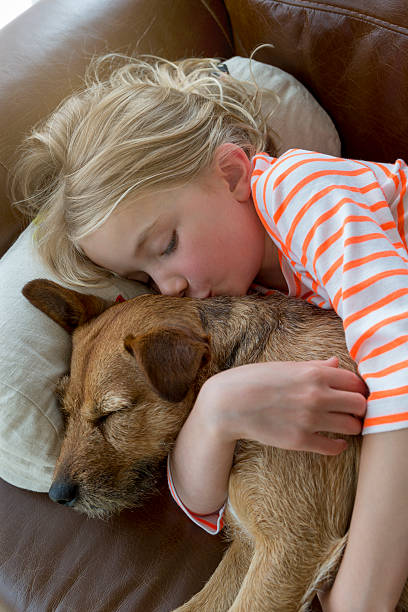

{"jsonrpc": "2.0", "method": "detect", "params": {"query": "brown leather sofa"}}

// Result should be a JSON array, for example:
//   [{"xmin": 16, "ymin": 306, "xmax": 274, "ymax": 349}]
[{"xmin": 1, "ymin": 1, "xmax": 408, "ymax": 610}]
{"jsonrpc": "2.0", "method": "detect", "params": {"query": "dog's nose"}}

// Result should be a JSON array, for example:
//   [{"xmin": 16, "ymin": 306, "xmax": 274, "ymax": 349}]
[{"xmin": 49, "ymin": 480, "xmax": 79, "ymax": 506}]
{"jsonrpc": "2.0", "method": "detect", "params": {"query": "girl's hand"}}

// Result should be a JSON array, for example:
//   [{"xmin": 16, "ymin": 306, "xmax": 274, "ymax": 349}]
[{"xmin": 201, "ymin": 357, "xmax": 367, "ymax": 455}]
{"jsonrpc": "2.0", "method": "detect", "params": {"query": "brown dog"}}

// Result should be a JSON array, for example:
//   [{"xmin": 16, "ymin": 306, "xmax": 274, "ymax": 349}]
[{"xmin": 23, "ymin": 279, "xmax": 408, "ymax": 612}]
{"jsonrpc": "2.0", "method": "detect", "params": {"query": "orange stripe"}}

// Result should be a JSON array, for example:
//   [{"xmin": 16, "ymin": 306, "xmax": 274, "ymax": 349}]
[
  {"xmin": 369, "ymin": 385, "xmax": 408, "ymax": 401},
  {"xmin": 189, "ymin": 515, "xmax": 218, "ymax": 530},
  {"xmin": 308, "ymin": 214, "xmax": 377, "ymax": 272},
  {"xmin": 252, "ymin": 180, "xmax": 307, "ymax": 302},
  {"xmin": 251, "ymin": 152, "xmax": 274, "ymax": 191},
  {"xmin": 257, "ymin": 152, "xmax": 322, "ymax": 226},
  {"xmin": 322, "ymin": 256, "xmax": 344, "ymax": 285},
  {"xmin": 359, "ymin": 335, "xmax": 408, "ymax": 364},
  {"xmin": 274, "ymin": 166, "xmax": 369, "ymax": 225},
  {"xmin": 252, "ymin": 172, "xmax": 263, "ymax": 195},
  {"xmin": 345, "ymin": 232, "xmax": 392, "ymax": 246},
  {"xmin": 252, "ymin": 171, "xmax": 312, "ymax": 290},
  {"xmin": 276, "ymin": 250, "xmax": 307, "ymax": 296},
  {"xmin": 363, "ymin": 359, "xmax": 408, "ymax": 379},
  {"xmin": 397, "ymin": 167, "xmax": 408, "ymax": 252},
  {"xmin": 344, "ymin": 251, "xmax": 407, "ymax": 273},
  {"xmin": 332, "ymin": 287, "xmax": 342, "ymax": 311},
  {"xmin": 272, "ymin": 152, "xmax": 335, "ymax": 190},
  {"xmin": 311, "ymin": 227, "xmax": 406, "ymax": 279},
  {"xmin": 370, "ymin": 200, "xmax": 390, "ymax": 212},
  {"xmin": 370, "ymin": 161, "xmax": 399, "ymax": 190},
  {"xmin": 301, "ymin": 210, "xmax": 377, "ymax": 268},
  {"xmin": 330, "ymin": 258, "xmax": 408, "ymax": 310},
  {"xmin": 294, "ymin": 275, "xmax": 302, "ymax": 296},
  {"xmin": 286, "ymin": 184, "xmax": 339, "ymax": 250},
  {"xmin": 251, "ymin": 181, "xmax": 289, "ymax": 257},
  {"xmin": 262, "ymin": 167, "xmax": 276, "ymax": 224},
  {"xmin": 364, "ymin": 411, "xmax": 408, "ymax": 428},
  {"xmin": 285, "ymin": 182, "xmax": 379, "ymax": 251},
  {"xmin": 344, "ymin": 233, "xmax": 404, "ymax": 254},
  {"xmin": 381, "ymin": 220, "xmax": 397, "ymax": 231},
  {"xmin": 343, "ymin": 268, "xmax": 408, "ymax": 302},
  {"xmin": 350, "ymin": 311, "xmax": 408, "ymax": 359},
  {"xmin": 283, "ymin": 253, "xmax": 303, "ymax": 297},
  {"xmin": 257, "ymin": 150, "xmax": 307, "ymax": 204},
  {"xmin": 167, "ymin": 468, "xmax": 221, "ymax": 531},
  {"xmin": 344, "ymin": 288, "xmax": 408, "ymax": 329},
  {"xmin": 252, "ymin": 153, "xmax": 271, "ymax": 164}
]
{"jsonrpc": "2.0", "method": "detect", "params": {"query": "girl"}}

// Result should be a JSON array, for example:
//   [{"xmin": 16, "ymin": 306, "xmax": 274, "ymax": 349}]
[{"xmin": 13, "ymin": 55, "xmax": 408, "ymax": 611}]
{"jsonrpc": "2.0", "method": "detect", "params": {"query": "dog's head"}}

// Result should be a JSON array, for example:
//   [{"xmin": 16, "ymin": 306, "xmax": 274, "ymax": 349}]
[{"xmin": 23, "ymin": 279, "xmax": 211, "ymax": 518}]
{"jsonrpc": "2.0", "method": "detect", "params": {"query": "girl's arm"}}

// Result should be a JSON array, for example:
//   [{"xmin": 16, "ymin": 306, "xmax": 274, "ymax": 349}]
[
  {"xmin": 320, "ymin": 427, "xmax": 408, "ymax": 612},
  {"xmin": 170, "ymin": 357, "xmax": 366, "ymax": 515}
]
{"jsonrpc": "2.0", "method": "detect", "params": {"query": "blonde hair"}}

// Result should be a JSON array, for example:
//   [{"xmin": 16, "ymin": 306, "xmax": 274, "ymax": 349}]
[{"xmin": 12, "ymin": 54, "xmax": 275, "ymax": 287}]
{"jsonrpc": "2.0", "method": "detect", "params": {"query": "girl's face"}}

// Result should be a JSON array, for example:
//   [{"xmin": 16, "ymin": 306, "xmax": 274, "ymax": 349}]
[{"xmin": 79, "ymin": 162, "xmax": 267, "ymax": 298}]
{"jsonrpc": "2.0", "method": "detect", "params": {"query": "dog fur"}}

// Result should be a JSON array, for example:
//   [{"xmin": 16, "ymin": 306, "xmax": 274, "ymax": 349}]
[{"xmin": 23, "ymin": 279, "xmax": 408, "ymax": 612}]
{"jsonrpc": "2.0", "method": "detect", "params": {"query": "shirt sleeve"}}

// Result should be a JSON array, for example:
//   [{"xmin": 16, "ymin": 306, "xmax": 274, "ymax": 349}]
[
  {"xmin": 166, "ymin": 455, "xmax": 226, "ymax": 534},
  {"xmin": 254, "ymin": 150, "xmax": 408, "ymax": 435}
]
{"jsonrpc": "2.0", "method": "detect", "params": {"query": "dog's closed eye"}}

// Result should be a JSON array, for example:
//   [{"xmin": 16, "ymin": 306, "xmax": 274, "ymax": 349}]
[
  {"xmin": 94, "ymin": 412, "xmax": 115, "ymax": 426},
  {"xmin": 94, "ymin": 395, "xmax": 133, "ymax": 426}
]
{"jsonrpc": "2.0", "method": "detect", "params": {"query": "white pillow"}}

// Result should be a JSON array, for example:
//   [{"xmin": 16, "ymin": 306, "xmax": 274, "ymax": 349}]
[
  {"xmin": 0, "ymin": 57, "xmax": 341, "ymax": 494},
  {"xmin": 224, "ymin": 56, "xmax": 341, "ymax": 157},
  {"xmin": 0, "ymin": 225, "xmax": 150, "ymax": 492}
]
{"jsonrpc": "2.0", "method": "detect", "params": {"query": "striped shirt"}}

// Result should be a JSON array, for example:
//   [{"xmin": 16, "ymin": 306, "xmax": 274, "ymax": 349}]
[
  {"xmin": 252, "ymin": 149, "xmax": 408, "ymax": 435},
  {"xmin": 168, "ymin": 148, "xmax": 408, "ymax": 534}
]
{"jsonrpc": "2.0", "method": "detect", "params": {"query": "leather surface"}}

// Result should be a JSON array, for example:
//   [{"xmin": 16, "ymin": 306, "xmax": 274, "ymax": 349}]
[
  {"xmin": 225, "ymin": 0, "xmax": 408, "ymax": 163},
  {"xmin": 0, "ymin": 476, "xmax": 227, "ymax": 611}
]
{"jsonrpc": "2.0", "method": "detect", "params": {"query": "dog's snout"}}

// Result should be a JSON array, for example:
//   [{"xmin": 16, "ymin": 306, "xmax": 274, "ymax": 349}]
[{"xmin": 49, "ymin": 480, "xmax": 79, "ymax": 506}]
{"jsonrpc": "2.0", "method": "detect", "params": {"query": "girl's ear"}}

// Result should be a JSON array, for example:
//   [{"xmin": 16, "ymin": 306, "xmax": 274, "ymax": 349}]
[{"xmin": 213, "ymin": 143, "xmax": 252, "ymax": 202}]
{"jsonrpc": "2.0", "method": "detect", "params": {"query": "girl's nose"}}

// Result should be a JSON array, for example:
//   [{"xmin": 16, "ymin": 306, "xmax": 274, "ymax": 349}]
[{"xmin": 154, "ymin": 274, "xmax": 188, "ymax": 297}]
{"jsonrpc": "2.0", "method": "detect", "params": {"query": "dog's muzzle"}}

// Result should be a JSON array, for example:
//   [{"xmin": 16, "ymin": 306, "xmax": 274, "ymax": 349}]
[{"xmin": 49, "ymin": 480, "xmax": 79, "ymax": 507}]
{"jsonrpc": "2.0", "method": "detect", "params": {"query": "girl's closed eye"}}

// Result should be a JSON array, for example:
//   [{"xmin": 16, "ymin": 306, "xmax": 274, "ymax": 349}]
[{"xmin": 162, "ymin": 230, "xmax": 178, "ymax": 256}]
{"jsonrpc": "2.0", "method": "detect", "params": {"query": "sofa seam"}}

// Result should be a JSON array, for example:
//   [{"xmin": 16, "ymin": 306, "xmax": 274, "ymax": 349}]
[
  {"xmin": 272, "ymin": 0, "xmax": 408, "ymax": 37},
  {"xmin": 199, "ymin": 0, "xmax": 234, "ymax": 51}
]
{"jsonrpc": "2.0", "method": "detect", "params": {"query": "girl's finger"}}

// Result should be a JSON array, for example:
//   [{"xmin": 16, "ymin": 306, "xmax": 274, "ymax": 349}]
[
  {"xmin": 316, "ymin": 413, "xmax": 363, "ymax": 436},
  {"xmin": 325, "ymin": 366, "xmax": 368, "ymax": 395},
  {"xmin": 326, "ymin": 388, "xmax": 367, "ymax": 418},
  {"xmin": 309, "ymin": 434, "xmax": 348, "ymax": 456}
]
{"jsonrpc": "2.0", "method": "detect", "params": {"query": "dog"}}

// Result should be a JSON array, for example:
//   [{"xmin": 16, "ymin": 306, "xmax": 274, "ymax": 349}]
[{"xmin": 23, "ymin": 279, "xmax": 408, "ymax": 612}]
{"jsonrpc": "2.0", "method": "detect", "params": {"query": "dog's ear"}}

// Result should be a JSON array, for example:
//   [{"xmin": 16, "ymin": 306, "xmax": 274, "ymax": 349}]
[
  {"xmin": 124, "ymin": 328, "xmax": 210, "ymax": 402},
  {"xmin": 22, "ymin": 279, "xmax": 110, "ymax": 334}
]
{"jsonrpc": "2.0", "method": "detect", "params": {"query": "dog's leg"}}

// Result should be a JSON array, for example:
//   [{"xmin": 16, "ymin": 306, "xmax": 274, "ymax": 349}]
[
  {"xmin": 228, "ymin": 538, "xmax": 312, "ymax": 612},
  {"xmin": 172, "ymin": 537, "xmax": 253, "ymax": 612}
]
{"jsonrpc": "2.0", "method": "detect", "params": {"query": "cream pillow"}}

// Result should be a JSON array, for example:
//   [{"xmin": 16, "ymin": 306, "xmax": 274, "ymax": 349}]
[
  {"xmin": 0, "ymin": 225, "xmax": 150, "ymax": 492},
  {"xmin": 224, "ymin": 56, "xmax": 341, "ymax": 157},
  {"xmin": 0, "ymin": 57, "xmax": 341, "ymax": 494}
]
